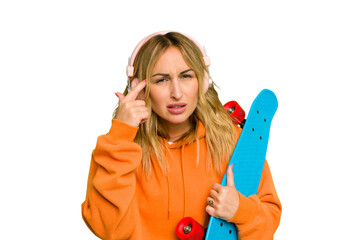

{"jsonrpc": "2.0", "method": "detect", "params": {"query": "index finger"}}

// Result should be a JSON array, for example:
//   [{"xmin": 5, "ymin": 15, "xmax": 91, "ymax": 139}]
[{"xmin": 126, "ymin": 79, "xmax": 147, "ymax": 101}]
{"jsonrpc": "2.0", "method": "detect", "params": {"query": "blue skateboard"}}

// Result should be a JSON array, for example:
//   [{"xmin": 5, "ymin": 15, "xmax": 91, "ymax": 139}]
[{"xmin": 176, "ymin": 89, "xmax": 278, "ymax": 240}]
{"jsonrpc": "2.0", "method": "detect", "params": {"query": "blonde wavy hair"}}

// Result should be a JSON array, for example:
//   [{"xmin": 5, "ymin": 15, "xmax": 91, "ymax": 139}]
[{"xmin": 113, "ymin": 32, "xmax": 237, "ymax": 177}]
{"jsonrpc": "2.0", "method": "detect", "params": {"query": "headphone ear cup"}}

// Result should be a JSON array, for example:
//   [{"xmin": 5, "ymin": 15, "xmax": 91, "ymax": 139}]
[{"xmin": 203, "ymin": 70, "xmax": 210, "ymax": 93}]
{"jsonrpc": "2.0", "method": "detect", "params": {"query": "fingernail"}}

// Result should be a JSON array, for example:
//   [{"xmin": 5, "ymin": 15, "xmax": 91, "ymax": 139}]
[
  {"xmin": 115, "ymin": 93, "xmax": 119, "ymax": 97},
  {"xmin": 144, "ymin": 79, "xmax": 147, "ymax": 83}
]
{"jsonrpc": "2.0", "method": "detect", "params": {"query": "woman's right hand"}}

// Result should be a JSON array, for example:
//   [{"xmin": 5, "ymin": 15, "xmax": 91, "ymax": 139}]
[{"xmin": 115, "ymin": 79, "xmax": 149, "ymax": 127}]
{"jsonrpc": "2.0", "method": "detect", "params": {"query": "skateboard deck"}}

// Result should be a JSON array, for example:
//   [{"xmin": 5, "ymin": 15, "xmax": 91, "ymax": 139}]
[
  {"xmin": 204, "ymin": 89, "xmax": 278, "ymax": 240},
  {"xmin": 176, "ymin": 89, "xmax": 278, "ymax": 240}
]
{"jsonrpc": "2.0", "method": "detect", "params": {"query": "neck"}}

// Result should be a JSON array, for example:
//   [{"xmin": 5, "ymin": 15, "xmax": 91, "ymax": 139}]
[{"xmin": 162, "ymin": 119, "xmax": 191, "ymax": 142}]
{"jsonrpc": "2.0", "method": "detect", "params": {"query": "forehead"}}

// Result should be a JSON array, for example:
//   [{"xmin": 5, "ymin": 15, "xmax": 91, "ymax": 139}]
[{"xmin": 151, "ymin": 47, "xmax": 190, "ymax": 73}]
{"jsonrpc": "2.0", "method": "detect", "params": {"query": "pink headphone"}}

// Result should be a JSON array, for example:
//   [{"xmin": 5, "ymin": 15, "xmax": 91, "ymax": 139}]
[{"xmin": 126, "ymin": 31, "xmax": 212, "ymax": 93}]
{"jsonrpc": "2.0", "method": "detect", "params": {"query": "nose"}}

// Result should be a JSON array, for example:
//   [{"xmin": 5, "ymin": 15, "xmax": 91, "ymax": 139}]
[{"xmin": 170, "ymin": 78, "xmax": 183, "ymax": 100}]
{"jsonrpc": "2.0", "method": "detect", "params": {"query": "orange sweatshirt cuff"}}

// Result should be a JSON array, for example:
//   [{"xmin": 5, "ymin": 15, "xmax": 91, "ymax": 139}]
[
  {"xmin": 105, "ymin": 119, "xmax": 139, "ymax": 144},
  {"xmin": 228, "ymin": 192, "xmax": 257, "ymax": 226}
]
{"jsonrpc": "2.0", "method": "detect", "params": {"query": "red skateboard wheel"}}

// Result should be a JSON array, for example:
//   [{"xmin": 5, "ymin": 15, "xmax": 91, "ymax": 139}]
[
  {"xmin": 176, "ymin": 217, "xmax": 204, "ymax": 240},
  {"xmin": 223, "ymin": 101, "xmax": 245, "ymax": 125}
]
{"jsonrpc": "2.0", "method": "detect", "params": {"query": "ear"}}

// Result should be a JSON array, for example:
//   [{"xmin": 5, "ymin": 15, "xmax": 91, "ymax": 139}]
[{"xmin": 131, "ymin": 78, "xmax": 140, "ymax": 89}]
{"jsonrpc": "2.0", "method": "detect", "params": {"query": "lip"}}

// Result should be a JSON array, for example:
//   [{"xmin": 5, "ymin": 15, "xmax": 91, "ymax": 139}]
[{"xmin": 167, "ymin": 103, "xmax": 187, "ymax": 114}]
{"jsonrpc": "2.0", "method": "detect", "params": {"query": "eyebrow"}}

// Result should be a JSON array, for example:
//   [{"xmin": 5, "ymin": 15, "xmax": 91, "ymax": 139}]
[{"xmin": 151, "ymin": 69, "xmax": 193, "ymax": 77}]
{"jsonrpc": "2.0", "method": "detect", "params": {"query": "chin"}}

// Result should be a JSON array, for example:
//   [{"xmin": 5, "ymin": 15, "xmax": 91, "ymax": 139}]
[{"xmin": 164, "ymin": 115, "xmax": 191, "ymax": 125}]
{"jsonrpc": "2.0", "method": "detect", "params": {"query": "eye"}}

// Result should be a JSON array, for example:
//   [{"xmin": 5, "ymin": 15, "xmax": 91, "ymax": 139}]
[
  {"xmin": 181, "ymin": 74, "xmax": 193, "ymax": 79},
  {"xmin": 155, "ymin": 78, "xmax": 167, "ymax": 84}
]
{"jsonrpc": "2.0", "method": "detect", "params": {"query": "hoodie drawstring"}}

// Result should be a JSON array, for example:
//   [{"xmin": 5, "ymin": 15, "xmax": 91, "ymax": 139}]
[
  {"xmin": 181, "ymin": 144, "xmax": 187, "ymax": 218},
  {"xmin": 165, "ymin": 149, "xmax": 171, "ymax": 219},
  {"xmin": 166, "ymin": 143, "xmax": 188, "ymax": 219}
]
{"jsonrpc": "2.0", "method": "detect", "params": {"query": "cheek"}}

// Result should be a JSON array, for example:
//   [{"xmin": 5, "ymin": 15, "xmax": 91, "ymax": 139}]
[
  {"xmin": 149, "ymin": 88, "xmax": 165, "ymax": 110},
  {"xmin": 187, "ymin": 80, "xmax": 199, "ymax": 101}
]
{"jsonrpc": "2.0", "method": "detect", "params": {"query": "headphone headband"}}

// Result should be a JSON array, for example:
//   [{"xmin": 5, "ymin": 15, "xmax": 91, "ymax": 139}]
[{"xmin": 126, "ymin": 31, "xmax": 211, "ymax": 77}]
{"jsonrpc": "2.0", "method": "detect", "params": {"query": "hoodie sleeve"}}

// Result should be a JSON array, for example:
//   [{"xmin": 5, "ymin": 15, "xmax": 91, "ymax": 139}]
[
  {"xmin": 81, "ymin": 119, "xmax": 142, "ymax": 240},
  {"xmin": 228, "ymin": 159, "xmax": 282, "ymax": 240}
]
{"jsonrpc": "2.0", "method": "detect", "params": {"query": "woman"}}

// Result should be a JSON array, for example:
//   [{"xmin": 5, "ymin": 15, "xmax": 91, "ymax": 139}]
[{"xmin": 81, "ymin": 31, "xmax": 281, "ymax": 240}]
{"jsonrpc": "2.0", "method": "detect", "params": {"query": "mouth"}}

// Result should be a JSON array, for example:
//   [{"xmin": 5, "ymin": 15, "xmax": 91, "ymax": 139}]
[
  {"xmin": 167, "ymin": 103, "xmax": 187, "ymax": 114},
  {"xmin": 167, "ymin": 103, "xmax": 187, "ymax": 108}
]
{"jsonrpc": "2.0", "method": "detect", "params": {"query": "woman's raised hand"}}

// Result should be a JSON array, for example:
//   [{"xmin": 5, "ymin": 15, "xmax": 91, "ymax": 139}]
[
  {"xmin": 206, "ymin": 164, "xmax": 240, "ymax": 221},
  {"xmin": 115, "ymin": 79, "xmax": 149, "ymax": 127}
]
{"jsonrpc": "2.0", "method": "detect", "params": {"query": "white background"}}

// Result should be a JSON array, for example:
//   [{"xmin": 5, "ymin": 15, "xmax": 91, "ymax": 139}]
[{"xmin": 1, "ymin": 0, "xmax": 359, "ymax": 239}]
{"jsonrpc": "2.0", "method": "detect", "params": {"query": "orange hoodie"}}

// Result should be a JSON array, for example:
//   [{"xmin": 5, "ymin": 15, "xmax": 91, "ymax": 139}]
[{"xmin": 82, "ymin": 119, "xmax": 281, "ymax": 240}]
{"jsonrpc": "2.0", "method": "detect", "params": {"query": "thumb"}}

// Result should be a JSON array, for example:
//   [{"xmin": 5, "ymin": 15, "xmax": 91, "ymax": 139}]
[
  {"xmin": 226, "ymin": 164, "xmax": 235, "ymax": 187},
  {"xmin": 115, "ymin": 92, "xmax": 125, "ymax": 101}
]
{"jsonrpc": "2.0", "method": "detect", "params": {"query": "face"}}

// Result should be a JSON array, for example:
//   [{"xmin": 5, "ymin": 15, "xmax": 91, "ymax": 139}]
[{"xmin": 149, "ymin": 46, "xmax": 199, "ymax": 131}]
